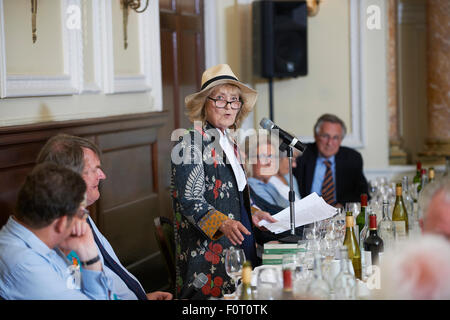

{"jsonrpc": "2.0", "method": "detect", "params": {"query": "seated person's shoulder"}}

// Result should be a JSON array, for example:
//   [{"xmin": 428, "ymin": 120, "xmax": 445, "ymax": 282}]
[
  {"xmin": 0, "ymin": 244, "xmax": 46, "ymax": 275},
  {"xmin": 339, "ymin": 145, "xmax": 363, "ymax": 160}
]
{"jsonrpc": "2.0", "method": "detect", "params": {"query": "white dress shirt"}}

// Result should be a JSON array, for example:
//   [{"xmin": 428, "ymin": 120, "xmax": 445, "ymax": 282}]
[{"xmin": 218, "ymin": 129, "xmax": 247, "ymax": 192}]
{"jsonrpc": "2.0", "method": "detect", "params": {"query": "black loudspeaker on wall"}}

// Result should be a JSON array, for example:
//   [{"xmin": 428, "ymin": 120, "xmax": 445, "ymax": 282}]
[{"xmin": 253, "ymin": 0, "xmax": 308, "ymax": 78}]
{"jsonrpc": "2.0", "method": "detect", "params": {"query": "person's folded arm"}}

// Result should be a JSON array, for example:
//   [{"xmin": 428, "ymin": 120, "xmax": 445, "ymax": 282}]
[{"xmin": 3, "ymin": 259, "xmax": 114, "ymax": 300}]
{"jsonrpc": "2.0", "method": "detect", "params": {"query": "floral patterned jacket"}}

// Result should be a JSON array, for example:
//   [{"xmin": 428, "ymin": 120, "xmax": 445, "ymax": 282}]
[{"xmin": 170, "ymin": 121, "xmax": 254, "ymax": 299}]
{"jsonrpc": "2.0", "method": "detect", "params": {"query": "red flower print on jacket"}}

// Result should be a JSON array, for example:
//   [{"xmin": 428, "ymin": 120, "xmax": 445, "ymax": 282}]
[
  {"xmin": 205, "ymin": 242, "xmax": 222, "ymax": 264},
  {"xmin": 201, "ymin": 274, "xmax": 224, "ymax": 297},
  {"xmin": 213, "ymin": 179, "xmax": 222, "ymax": 199},
  {"xmin": 211, "ymin": 148, "xmax": 218, "ymax": 168}
]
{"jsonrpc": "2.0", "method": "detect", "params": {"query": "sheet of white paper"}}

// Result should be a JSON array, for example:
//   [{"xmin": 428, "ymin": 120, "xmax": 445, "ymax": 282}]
[{"xmin": 258, "ymin": 192, "xmax": 336, "ymax": 234}]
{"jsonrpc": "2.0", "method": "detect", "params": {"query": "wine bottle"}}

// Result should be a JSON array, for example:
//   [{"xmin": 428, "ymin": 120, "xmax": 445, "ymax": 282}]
[
  {"xmin": 444, "ymin": 156, "xmax": 450, "ymax": 177},
  {"xmin": 356, "ymin": 194, "xmax": 368, "ymax": 239},
  {"xmin": 428, "ymin": 167, "xmax": 435, "ymax": 183},
  {"xmin": 343, "ymin": 211, "xmax": 362, "ymax": 280},
  {"xmin": 402, "ymin": 176, "xmax": 415, "ymax": 230},
  {"xmin": 392, "ymin": 183, "xmax": 409, "ymax": 240},
  {"xmin": 413, "ymin": 161, "xmax": 422, "ymax": 185},
  {"xmin": 417, "ymin": 169, "xmax": 428, "ymax": 194},
  {"xmin": 412, "ymin": 161, "xmax": 422, "ymax": 202},
  {"xmin": 363, "ymin": 213, "xmax": 384, "ymax": 266},
  {"xmin": 378, "ymin": 200, "xmax": 396, "ymax": 249},
  {"xmin": 239, "ymin": 261, "xmax": 254, "ymax": 300}
]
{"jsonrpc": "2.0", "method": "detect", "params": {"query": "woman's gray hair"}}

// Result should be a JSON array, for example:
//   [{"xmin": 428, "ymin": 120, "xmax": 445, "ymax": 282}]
[{"xmin": 314, "ymin": 113, "xmax": 347, "ymax": 138}]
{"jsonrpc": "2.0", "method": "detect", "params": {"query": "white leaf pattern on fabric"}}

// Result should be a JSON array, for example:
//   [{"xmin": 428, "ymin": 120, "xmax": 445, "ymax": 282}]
[{"xmin": 185, "ymin": 165, "xmax": 205, "ymax": 201}]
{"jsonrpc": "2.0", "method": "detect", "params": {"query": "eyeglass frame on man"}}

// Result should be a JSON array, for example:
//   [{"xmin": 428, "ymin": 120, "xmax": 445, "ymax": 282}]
[
  {"xmin": 207, "ymin": 96, "xmax": 243, "ymax": 110},
  {"xmin": 318, "ymin": 133, "xmax": 342, "ymax": 143}
]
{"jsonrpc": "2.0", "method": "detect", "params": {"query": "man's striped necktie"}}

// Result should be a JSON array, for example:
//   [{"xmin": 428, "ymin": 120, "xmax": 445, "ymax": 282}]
[{"xmin": 321, "ymin": 160, "xmax": 336, "ymax": 206}]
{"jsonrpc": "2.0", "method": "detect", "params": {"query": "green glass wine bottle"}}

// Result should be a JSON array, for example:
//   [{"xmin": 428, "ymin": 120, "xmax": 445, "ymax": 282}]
[
  {"xmin": 356, "ymin": 193, "xmax": 368, "ymax": 240},
  {"xmin": 392, "ymin": 183, "xmax": 409, "ymax": 240},
  {"xmin": 343, "ymin": 211, "xmax": 362, "ymax": 280}
]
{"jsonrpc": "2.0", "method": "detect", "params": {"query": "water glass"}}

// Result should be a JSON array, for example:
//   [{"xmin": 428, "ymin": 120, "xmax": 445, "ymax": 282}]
[
  {"xmin": 224, "ymin": 247, "xmax": 246, "ymax": 293},
  {"xmin": 256, "ymin": 266, "xmax": 282, "ymax": 300}
]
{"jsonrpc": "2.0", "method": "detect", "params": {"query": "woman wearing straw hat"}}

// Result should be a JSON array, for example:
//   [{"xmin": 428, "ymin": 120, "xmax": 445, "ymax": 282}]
[{"xmin": 171, "ymin": 64, "xmax": 276, "ymax": 299}]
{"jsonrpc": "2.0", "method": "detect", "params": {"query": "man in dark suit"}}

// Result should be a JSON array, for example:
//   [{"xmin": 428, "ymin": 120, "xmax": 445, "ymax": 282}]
[{"xmin": 293, "ymin": 114, "xmax": 369, "ymax": 207}]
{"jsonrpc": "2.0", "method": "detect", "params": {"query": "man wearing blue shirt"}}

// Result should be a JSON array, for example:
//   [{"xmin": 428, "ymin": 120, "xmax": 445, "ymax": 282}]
[
  {"xmin": 0, "ymin": 163, "xmax": 114, "ymax": 300},
  {"xmin": 36, "ymin": 134, "xmax": 172, "ymax": 300},
  {"xmin": 293, "ymin": 114, "xmax": 369, "ymax": 207}
]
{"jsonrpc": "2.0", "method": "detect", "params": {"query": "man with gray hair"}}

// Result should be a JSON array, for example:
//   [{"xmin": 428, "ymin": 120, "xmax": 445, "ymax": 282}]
[
  {"xmin": 293, "ymin": 113, "xmax": 369, "ymax": 207},
  {"xmin": 36, "ymin": 133, "xmax": 172, "ymax": 300}
]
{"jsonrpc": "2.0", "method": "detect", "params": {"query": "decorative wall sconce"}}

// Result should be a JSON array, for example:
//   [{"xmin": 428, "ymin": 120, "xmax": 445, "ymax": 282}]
[
  {"xmin": 121, "ymin": 0, "xmax": 149, "ymax": 49},
  {"xmin": 31, "ymin": 0, "xmax": 37, "ymax": 43},
  {"xmin": 306, "ymin": 0, "xmax": 322, "ymax": 17}
]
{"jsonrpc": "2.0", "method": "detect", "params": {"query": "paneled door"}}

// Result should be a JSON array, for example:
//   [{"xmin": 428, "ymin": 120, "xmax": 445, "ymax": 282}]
[{"xmin": 159, "ymin": 0, "xmax": 205, "ymax": 219}]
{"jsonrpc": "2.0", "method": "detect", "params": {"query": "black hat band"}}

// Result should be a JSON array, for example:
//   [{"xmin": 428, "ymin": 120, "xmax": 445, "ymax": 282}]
[{"xmin": 201, "ymin": 75, "xmax": 239, "ymax": 90}]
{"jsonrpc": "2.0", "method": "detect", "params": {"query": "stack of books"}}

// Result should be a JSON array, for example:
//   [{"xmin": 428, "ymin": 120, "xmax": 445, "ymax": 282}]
[{"xmin": 262, "ymin": 243, "xmax": 306, "ymax": 265}]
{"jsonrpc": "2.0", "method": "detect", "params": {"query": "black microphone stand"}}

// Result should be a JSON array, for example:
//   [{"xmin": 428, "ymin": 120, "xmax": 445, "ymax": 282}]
[{"xmin": 278, "ymin": 144, "xmax": 303, "ymax": 243}]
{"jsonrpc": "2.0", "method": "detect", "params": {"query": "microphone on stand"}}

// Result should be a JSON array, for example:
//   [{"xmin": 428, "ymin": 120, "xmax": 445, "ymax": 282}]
[
  {"xmin": 260, "ymin": 117, "xmax": 305, "ymax": 242},
  {"xmin": 259, "ymin": 118, "xmax": 307, "ymax": 153},
  {"xmin": 179, "ymin": 273, "xmax": 208, "ymax": 300}
]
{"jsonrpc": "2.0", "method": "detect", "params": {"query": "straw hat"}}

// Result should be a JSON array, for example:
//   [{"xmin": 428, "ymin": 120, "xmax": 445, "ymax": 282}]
[{"xmin": 185, "ymin": 64, "xmax": 257, "ymax": 127}]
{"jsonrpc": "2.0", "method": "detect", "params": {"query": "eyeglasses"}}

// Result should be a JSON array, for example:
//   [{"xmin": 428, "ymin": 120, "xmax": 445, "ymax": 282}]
[
  {"xmin": 251, "ymin": 154, "xmax": 274, "ymax": 164},
  {"xmin": 318, "ymin": 133, "xmax": 342, "ymax": 142},
  {"xmin": 207, "ymin": 96, "xmax": 242, "ymax": 110}
]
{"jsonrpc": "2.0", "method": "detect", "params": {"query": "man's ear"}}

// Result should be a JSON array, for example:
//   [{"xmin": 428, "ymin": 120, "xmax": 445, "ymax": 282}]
[{"xmin": 53, "ymin": 215, "xmax": 71, "ymax": 234}]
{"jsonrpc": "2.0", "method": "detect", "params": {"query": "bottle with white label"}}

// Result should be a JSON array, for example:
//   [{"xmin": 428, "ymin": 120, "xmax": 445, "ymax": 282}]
[
  {"xmin": 363, "ymin": 213, "xmax": 384, "ymax": 266},
  {"xmin": 392, "ymin": 183, "xmax": 409, "ymax": 241}
]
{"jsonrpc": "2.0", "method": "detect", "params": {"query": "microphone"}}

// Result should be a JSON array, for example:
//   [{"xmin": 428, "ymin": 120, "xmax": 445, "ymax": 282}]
[
  {"xmin": 259, "ymin": 118, "xmax": 307, "ymax": 153},
  {"xmin": 179, "ymin": 273, "xmax": 208, "ymax": 300}
]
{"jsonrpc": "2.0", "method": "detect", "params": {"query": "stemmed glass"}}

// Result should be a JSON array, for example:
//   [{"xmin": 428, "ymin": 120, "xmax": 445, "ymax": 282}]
[{"xmin": 224, "ymin": 247, "xmax": 246, "ymax": 293}]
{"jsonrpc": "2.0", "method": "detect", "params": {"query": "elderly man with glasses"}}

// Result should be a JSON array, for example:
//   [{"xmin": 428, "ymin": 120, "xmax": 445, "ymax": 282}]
[{"xmin": 293, "ymin": 113, "xmax": 369, "ymax": 207}]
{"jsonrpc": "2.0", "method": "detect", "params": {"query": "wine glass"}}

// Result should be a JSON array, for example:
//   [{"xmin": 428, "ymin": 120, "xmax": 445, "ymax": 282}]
[
  {"xmin": 303, "ymin": 226, "xmax": 320, "ymax": 240},
  {"xmin": 345, "ymin": 202, "xmax": 360, "ymax": 216},
  {"xmin": 224, "ymin": 247, "xmax": 246, "ymax": 293}
]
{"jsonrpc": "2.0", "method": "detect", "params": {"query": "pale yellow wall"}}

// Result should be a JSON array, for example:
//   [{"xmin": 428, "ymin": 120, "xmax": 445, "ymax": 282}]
[
  {"xmin": 255, "ymin": 0, "xmax": 352, "ymax": 138},
  {"xmin": 112, "ymin": 0, "xmax": 141, "ymax": 75},
  {"xmin": 215, "ymin": 0, "xmax": 390, "ymax": 170},
  {"xmin": 4, "ymin": 0, "xmax": 64, "ymax": 75},
  {"xmin": 0, "ymin": 0, "xmax": 160, "ymax": 127}
]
